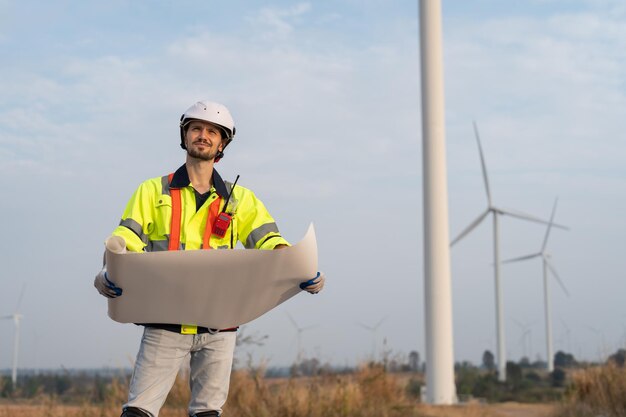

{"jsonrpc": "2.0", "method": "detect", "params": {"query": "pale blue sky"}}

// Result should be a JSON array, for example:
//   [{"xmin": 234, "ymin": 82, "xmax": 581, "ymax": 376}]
[{"xmin": 1, "ymin": 0, "xmax": 625, "ymax": 371}]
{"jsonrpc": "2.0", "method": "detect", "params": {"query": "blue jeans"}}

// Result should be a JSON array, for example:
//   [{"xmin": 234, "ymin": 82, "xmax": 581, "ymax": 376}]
[{"xmin": 124, "ymin": 327, "xmax": 237, "ymax": 417}]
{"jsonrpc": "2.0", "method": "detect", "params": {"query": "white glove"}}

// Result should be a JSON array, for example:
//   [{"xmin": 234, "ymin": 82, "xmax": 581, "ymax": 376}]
[
  {"xmin": 300, "ymin": 271, "xmax": 325, "ymax": 294},
  {"xmin": 94, "ymin": 268, "xmax": 123, "ymax": 298}
]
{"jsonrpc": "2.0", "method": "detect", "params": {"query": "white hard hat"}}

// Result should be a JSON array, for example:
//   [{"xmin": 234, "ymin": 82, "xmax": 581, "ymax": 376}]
[{"xmin": 179, "ymin": 100, "xmax": 236, "ymax": 150}]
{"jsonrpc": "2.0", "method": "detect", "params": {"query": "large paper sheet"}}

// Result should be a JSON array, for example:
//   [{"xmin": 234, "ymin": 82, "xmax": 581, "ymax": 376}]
[{"xmin": 105, "ymin": 224, "xmax": 317, "ymax": 329}]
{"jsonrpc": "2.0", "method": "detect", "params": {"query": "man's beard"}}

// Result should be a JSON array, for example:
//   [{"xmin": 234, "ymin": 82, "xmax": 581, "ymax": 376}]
[{"xmin": 187, "ymin": 146, "xmax": 217, "ymax": 161}]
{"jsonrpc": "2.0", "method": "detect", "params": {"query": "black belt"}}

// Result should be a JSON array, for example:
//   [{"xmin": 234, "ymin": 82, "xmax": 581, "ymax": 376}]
[{"xmin": 142, "ymin": 323, "xmax": 238, "ymax": 334}]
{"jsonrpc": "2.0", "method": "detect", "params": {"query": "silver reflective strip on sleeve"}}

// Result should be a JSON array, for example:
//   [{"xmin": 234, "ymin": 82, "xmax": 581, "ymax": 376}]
[
  {"xmin": 119, "ymin": 218, "xmax": 149, "ymax": 245},
  {"xmin": 161, "ymin": 175, "xmax": 171, "ymax": 196},
  {"xmin": 245, "ymin": 222, "xmax": 280, "ymax": 249},
  {"xmin": 146, "ymin": 239, "xmax": 185, "ymax": 252},
  {"xmin": 147, "ymin": 239, "xmax": 169, "ymax": 252}
]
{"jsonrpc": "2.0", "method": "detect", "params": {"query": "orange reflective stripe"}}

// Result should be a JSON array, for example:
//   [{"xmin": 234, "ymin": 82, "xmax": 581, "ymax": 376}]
[
  {"xmin": 202, "ymin": 197, "xmax": 222, "ymax": 250},
  {"xmin": 168, "ymin": 173, "xmax": 182, "ymax": 251},
  {"xmin": 169, "ymin": 173, "xmax": 223, "ymax": 251}
]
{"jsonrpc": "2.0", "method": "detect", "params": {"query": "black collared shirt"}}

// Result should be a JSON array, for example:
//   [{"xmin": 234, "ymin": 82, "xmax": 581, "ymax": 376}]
[{"xmin": 169, "ymin": 164, "xmax": 229, "ymax": 212}]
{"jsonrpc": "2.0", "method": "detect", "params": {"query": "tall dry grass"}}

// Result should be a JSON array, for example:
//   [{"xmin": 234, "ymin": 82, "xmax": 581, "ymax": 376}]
[
  {"xmin": 0, "ymin": 364, "xmax": 509, "ymax": 417},
  {"xmin": 554, "ymin": 362, "xmax": 626, "ymax": 417},
  {"xmin": 225, "ymin": 364, "xmax": 418, "ymax": 417}
]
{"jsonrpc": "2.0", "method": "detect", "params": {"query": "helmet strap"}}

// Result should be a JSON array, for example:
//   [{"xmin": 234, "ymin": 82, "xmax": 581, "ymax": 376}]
[{"xmin": 179, "ymin": 114, "xmax": 187, "ymax": 149}]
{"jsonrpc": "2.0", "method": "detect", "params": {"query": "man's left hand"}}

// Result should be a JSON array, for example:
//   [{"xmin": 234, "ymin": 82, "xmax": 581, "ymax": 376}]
[{"xmin": 300, "ymin": 272, "xmax": 325, "ymax": 294}]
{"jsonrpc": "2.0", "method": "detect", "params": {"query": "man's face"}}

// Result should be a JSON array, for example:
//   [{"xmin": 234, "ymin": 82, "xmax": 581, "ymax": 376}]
[{"xmin": 184, "ymin": 120, "xmax": 224, "ymax": 161}]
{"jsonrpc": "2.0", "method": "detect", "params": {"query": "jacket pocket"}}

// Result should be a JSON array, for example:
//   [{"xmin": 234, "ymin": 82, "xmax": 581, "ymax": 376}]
[{"xmin": 154, "ymin": 195, "xmax": 172, "ymax": 237}]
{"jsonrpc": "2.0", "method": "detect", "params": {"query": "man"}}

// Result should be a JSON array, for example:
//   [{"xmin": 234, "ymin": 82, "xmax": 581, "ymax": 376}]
[{"xmin": 94, "ymin": 100, "xmax": 325, "ymax": 417}]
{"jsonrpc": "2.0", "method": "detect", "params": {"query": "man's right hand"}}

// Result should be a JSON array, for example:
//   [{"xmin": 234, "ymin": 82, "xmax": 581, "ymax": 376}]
[{"xmin": 94, "ymin": 268, "xmax": 123, "ymax": 298}]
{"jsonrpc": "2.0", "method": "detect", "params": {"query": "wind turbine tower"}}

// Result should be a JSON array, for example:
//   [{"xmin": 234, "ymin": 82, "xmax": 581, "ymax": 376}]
[
  {"xmin": 502, "ymin": 199, "xmax": 569, "ymax": 372},
  {"xmin": 2, "ymin": 284, "xmax": 26, "ymax": 386},
  {"xmin": 419, "ymin": 0, "xmax": 456, "ymax": 404},
  {"xmin": 357, "ymin": 317, "xmax": 386, "ymax": 359},
  {"xmin": 451, "ymin": 123, "xmax": 566, "ymax": 381},
  {"xmin": 559, "ymin": 318, "xmax": 572, "ymax": 354},
  {"xmin": 286, "ymin": 312, "xmax": 315, "ymax": 365},
  {"xmin": 512, "ymin": 318, "xmax": 537, "ymax": 360}
]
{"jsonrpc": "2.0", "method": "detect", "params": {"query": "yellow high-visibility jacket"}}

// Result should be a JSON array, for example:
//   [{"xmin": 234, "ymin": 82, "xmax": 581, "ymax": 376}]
[{"xmin": 112, "ymin": 164, "xmax": 290, "ymax": 252}]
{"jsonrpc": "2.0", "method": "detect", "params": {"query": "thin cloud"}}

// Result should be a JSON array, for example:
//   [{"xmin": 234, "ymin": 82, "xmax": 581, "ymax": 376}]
[{"xmin": 248, "ymin": 3, "xmax": 312, "ymax": 39}]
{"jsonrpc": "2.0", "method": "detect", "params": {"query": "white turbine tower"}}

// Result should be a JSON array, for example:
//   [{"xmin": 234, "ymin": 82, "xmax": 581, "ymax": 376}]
[
  {"xmin": 2, "ymin": 284, "xmax": 26, "ymax": 386},
  {"xmin": 502, "ymin": 199, "xmax": 569, "ymax": 372},
  {"xmin": 357, "ymin": 317, "xmax": 386, "ymax": 360},
  {"xmin": 451, "ymin": 123, "xmax": 567, "ymax": 382},
  {"xmin": 420, "ymin": 0, "xmax": 456, "ymax": 403},
  {"xmin": 286, "ymin": 312, "xmax": 315, "ymax": 364}
]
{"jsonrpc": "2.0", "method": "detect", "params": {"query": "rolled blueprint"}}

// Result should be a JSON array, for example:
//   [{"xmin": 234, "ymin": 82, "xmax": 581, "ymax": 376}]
[{"xmin": 105, "ymin": 224, "xmax": 318, "ymax": 329}]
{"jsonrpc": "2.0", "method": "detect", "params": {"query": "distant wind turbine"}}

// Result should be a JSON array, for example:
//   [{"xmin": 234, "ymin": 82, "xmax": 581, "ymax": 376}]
[
  {"xmin": 357, "ymin": 317, "xmax": 386, "ymax": 359},
  {"xmin": 512, "ymin": 318, "xmax": 538, "ymax": 360},
  {"xmin": 1, "ymin": 284, "xmax": 26, "ymax": 386},
  {"xmin": 451, "ymin": 122, "xmax": 568, "ymax": 382},
  {"xmin": 559, "ymin": 317, "xmax": 572, "ymax": 354},
  {"xmin": 286, "ymin": 312, "xmax": 315, "ymax": 364},
  {"xmin": 502, "ymin": 199, "xmax": 569, "ymax": 372},
  {"xmin": 584, "ymin": 324, "xmax": 608, "ymax": 359}
]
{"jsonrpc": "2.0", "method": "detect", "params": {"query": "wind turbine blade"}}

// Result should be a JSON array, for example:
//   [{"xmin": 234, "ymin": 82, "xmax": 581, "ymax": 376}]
[
  {"xmin": 501, "ymin": 253, "xmax": 541, "ymax": 264},
  {"xmin": 473, "ymin": 121, "xmax": 492, "ymax": 206},
  {"xmin": 358, "ymin": 322, "xmax": 374, "ymax": 331},
  {"xmin": 541, "ymin": 198, "xmax": 559, "ymax": 252},
  {"xmin": 0, "ymin": 315, "xmax": 13, "ymax": 320},
  {"xmin": 546, "ymin": 260, "xmax": 570, "ymax": 297},
  {"xmin": 285, "ymin": 312, "xmax": 298, "ymax": 329},
  {"xmin": 450, "ymin": 209, "xmax": 490, "ymax": 246},
  {"xmin": 374, "ymin": 317, "xmax": 387, "ymax": 329},
  {"xmin": 497, "ymin": 207, "xmax": 569, "ymax": 230},
  {"xmin": 528, "ymin": 319, "xmax": 540, "ymax": 327},
  {"xmin": 15, "ymin": 283, "xmax": 26, "ymax": 313},
  {"xmin": 511, "ymin": 318, "xmax": 524, "ymax": 329}
]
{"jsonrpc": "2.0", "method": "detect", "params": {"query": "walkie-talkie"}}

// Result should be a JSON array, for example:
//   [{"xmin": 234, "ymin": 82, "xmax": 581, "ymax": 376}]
[{"xmin": 213, "ymin": 174, "xmax": 239, "ymax": 238}]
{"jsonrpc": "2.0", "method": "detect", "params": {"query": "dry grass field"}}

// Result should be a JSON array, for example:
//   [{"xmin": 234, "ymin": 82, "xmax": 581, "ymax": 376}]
[
  {"xmin": 8, "ymin": 361, "xmax": 626, "ymax": 417},
  {"xmin": 0, "ymin": 364, "xmax": 559, "ymax": 417},
  {"xmin": 0, "ymin": 402, "xmax": 557, "ymax": 417}
]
